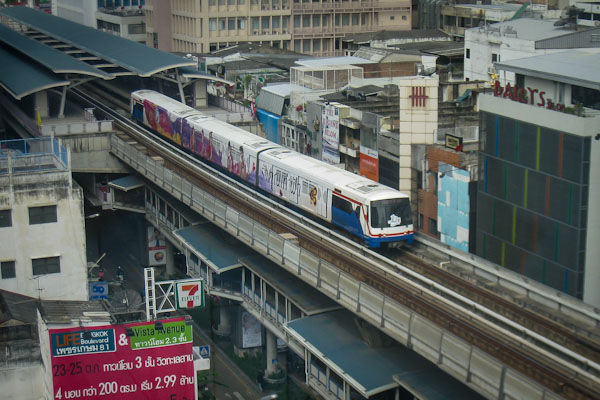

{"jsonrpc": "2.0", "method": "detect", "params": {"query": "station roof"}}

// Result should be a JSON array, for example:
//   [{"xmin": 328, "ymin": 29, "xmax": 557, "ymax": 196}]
[
  {"xmin": 0, "ymin": 6, "xmax": 194, "ymax": 76},
  {"xmin": 0, "ymin": 6, "xmax": 196, "ymax": 99},
  {"xmin": 287, "ymin": 309, "xmax": 486, "ymax": 399},
  {"xmin": 173, "ymin": 223, "xmax": 255, "ymax": 273},
  {"xmin": 240, "ymin": 256, "xmax": 340, "ymax": 316},
  {"xmin": 108, "ymin": 174, "xmax": 145, "ymax": 192}
]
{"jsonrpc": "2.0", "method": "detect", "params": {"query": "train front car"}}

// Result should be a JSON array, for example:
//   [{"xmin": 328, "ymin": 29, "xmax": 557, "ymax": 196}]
[{"xmin": 363, "ymin": 187, "xmax": 414, "ymax": 248}]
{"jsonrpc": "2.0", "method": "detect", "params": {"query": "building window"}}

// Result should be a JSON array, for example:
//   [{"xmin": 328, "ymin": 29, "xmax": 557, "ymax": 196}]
[
  {"xmin": 32, "ymin": 256, "xmax": 60, "ymax": 276},
  {"xmin": 29, "ymin": 205, "xmax": 57, "ymax": 225},
  {"xmin": 390, "ymin": 15, "xmax": 395, "ymax": 20},
  {"xmin": 352, "ymin": 14, "xmax": 359, "ymax": 25},
  {"xmin": 262, "ymin": 17, "xmax": 270, "ymax": 29},
  {"xmin": 466, "ymin": 48, "xmax": 470, "ymax": 59},
  {"xmin": 0, "ymin": 210, "xmax": 11, "ymax": 228},
  {"xmin": 209, "ymin": 19, "xmax": 217, "ymax": 31},
  {"xmin": 312, "ymin": 15, "xmax": 320, "ymax": 27},
  {"xmin": 492, "ymin": 53, "xmax": 499, "ymax": 63},
  {"xmin": 402, "ymin": 15, "xmax": 407, "ymax": 20},
  {"xmin": 1, "ymin": 261, "xmax": 15, "ymax": 279},
  {"xmin": 238, "ymin": 18, "xmax": 246, "ymax": 29},
  {"xmin": 428, "ymin": 218, "xmax": 438, "ymax": 234}
]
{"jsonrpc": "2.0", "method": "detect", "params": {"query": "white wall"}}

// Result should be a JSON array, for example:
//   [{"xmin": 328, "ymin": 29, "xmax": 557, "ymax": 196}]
[
  {"xmin": 0, "ymin": 176, "xmax": 88, "ymax": 301},
  {"xmin": 54, "ymin": 0, "xmax": 98, "ymax": 28}
]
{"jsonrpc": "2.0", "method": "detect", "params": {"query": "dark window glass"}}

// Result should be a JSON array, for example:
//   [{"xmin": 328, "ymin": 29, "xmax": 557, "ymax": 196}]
[
  {"xmin": 515, "ymin": 208, "xmax": 535, "ymax": 252},
  {"xmin": 29, "ymin": 205, "xmax": 57, "ymax": 225},
  {"xmin": 497, "ymin": 118, "xmax": 516, "ymax": 161},
  {"xmin": 505, "ymin": 163, "xmax": 524, "ymax": 206},
  {"xmin": 494, "ymin": 200, "xmax": 512, "ymax": 242},
  {"xmin": 476, "ymin": 193, "xmax": 493, "ymax": 234},
  {"xmin": 428, "ymin": 217, "xmax": 437, "ymax": 234},
  {"xmin": 523, "ymin": 252, "xmax": 544, "ymax": 282},
  {"xmin": 167, "ymin": 205, "xmax": 174, "ymax": 223},
  {"xmin": 561, "ymin": 134, "xmax": 583, "ymax": 183},
  {"xmin": 1, "ymin": 261, "xmax": 15, "ymax": 279},
  {"xmin": 146, "ymin": 189, "xmax": 151, "ymax": 203},
  {"xmin": 545, "ymin": 260, "xmax": 566, "ymax": 293},
  {"xmin": 371, "ymin": 198, "xmax": 412, "ymax": 228},
  {"xmin": 539, "ymin": 127, "xmax": 559, "ymax": 176},
  {"xmin": 548, "ymin": 178, "xmax": 571, "ymax": 225},
  {"xmin": 32, "ymin": 257, "xmax": 60, "ymax": 276},
  {"xmin": 557, "ymin": 224, "xmax": 579, "ymax": 269},
  {"xmin": 332, "ymin": 195, "xmax": 353, "ymax": 214},
  {"xmin": 0, "ymin": 210, "xmax": 11, "ymax": 228},
  {"xmin": 484, "ymin": 233, "xmax": 503, "ymax": 266},
  {"xmin": 481, "ymin": 113, "xmax": 496, "ymax": 156},
  {"xmin": 466, "ymin": 48, "xmax": 470, "ymax": 59},
  {"xmin": 486, "ymin": 157, "xmax": 503, "ymax": 199},
  {"xmin": 527, "ymin": 170, "xmax": 546, "ymax": 214},
  {"xmin": 190, "ymin": 253, "xmax": 199, "ymax": 265},
  {"xmin": 518, "ymin": 122, "xmax": 537, "ymax": 170},
  {"xmin": 535, "ymin": 217, "xmax": 555, "ymax": 261},
  {"xmin": 503, "ymin": 242, "xmax": 521, "ymax": 273},
  {"xmin": 159, "ymin": 198, "xmax": 166, "ymax": 216}
]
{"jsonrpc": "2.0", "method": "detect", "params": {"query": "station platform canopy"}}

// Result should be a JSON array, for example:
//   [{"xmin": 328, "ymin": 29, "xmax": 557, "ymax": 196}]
[
  {"xmin": 287, "ymin": 309, "xmax": 486, "ymax": 399},
  {"xmin": 240, "ymin": 256, "xmax": 340, "ymax": 316},
  {"xmin": 173, "ymin": 223, "xmax": 255, "ymax": 274},
  {"xmin": 0, "ymin": 6, "xmax": 219, "ymax": 101}
]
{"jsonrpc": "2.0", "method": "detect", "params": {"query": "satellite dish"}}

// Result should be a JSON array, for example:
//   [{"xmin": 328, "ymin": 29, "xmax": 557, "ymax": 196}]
[{"xmin": 109, "ymin": 288, "xmax": 143, "ymax": 313}]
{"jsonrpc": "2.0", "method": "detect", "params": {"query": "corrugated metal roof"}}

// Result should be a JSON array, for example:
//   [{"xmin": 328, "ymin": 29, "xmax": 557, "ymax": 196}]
[
  {"xmin": 286, "ymin": 309, "xmax": 485, "ymax": 398},
  {"xmin": 0, "ymin": 6, "xmax": 194, "ymax": 77},
  {"xmin": 0, "ymin": 45, "xmax": 69, "ymax": 100},
  {"xmin": 0, "ymin": 24, "xmax": 112, "ymax": 79},
  {"xmin": 295, "ymin": 56, "xmax": 376, "ymax": 67},
  {"xmin": 495, "ymin": 49, "xmax": 600, "ymax": 89},
  {"xmin": 173, "ymin": 223, "xmax": 254, "ymax": 273},
  {"xmin": 260, "ymin": 83, "xmax": 311, "ymax": 97}
]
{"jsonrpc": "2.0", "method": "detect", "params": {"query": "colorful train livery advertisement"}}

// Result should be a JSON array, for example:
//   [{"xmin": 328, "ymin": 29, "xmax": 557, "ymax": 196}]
[{"xmin": 49, "ymin": 317, "xmax": 195, "ymax": 400}]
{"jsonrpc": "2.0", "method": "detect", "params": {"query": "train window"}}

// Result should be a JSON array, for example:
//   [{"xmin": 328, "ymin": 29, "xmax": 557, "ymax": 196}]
[
  {"xmin": 332, "ymin": 195, "xmax": 353, "ymax": 214},
  {"xmin": 371, "ymin": 198, "xmax": 412, "ymax": 228},
  {"xmin": 29, "ymin": 205, "xmax": 57, "ymax": 225}
]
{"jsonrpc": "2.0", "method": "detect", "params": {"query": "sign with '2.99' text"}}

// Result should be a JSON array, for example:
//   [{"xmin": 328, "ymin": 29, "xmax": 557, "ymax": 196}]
[{"xmin": 49, "ymin": 317, "xmax": 195, "ymax": 400}]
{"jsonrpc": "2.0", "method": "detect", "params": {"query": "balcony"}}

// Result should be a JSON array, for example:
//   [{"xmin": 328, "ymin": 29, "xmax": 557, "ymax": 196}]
[{"xmin": 292, "ymin": 0, "xmax": 410, "ymax": 12}]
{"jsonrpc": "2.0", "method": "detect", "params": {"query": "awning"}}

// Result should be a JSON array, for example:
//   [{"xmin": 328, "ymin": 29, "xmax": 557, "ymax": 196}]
[
  {"xmin": 108, "ymin": 175, "xmax": 144, "ymax": 192},
  {"xmin": 286, "ymin": 309, "xmax": 486, "ymax": 399},
  {"xmin": 173, "ymin": 223, "xmax": 254, "ymax": 273},
  {"xmin": 453, "ymin": 88, "xmax": 472, "ymax": 103}
]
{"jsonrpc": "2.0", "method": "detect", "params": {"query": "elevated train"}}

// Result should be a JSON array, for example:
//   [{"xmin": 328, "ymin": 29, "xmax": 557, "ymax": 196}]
[{"xmin": 131, "ymin": 90, "xmax": 413, "ymax": 248}]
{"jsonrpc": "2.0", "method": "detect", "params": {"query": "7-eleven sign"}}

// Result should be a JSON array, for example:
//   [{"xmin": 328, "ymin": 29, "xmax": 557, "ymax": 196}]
[{"xmin": 175, "ymin": 280, "xmax": 204, "ymax": 309}]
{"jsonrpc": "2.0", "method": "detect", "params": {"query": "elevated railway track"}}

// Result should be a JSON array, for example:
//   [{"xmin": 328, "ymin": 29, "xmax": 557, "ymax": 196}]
[{"xmin": 74, "ymin": 87, "xmax": 600, "ymax": 400}]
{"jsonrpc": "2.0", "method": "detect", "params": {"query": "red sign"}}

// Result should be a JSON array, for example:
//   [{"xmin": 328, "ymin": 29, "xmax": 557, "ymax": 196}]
[
  {"xmin": 49, "ymin": 317, "xmax": 195, "ymax": 400},
  {"xmin": 493, "ymin": 81, "xmax": 566, "ymax": 112},
  {"xmin": 360, "ymin": 150, "xmax": 379, "ymax": 181}
]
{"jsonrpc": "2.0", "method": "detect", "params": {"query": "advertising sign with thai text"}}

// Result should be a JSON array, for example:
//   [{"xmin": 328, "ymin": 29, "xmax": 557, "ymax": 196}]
[
  {"xmin": 321, "ymin": 104, "xmax": 340, "ymax": 164},
  {"xmin": 148, "ymin": 226, "xmax": 166, "ymax": 266},
  {"xmin": 49, "ymin": 317, "xmax": 195, "ymax": 400}
]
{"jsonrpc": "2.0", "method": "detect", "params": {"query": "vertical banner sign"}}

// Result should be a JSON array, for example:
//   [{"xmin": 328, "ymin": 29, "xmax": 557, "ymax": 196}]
[
  {"xmin": 322, "ymin": 104, "xmax": 340, "ymax": 164},
  {"xmin": 176, "ymin": 280, "xmax": 204, "ymax": 309},
  {"xmin": 147, "ymin": 226, "xmax": 166, "ymax": 266},
  {"xmin": 50, "ymin": 317, "xmax": 195, "ymax": 400}
]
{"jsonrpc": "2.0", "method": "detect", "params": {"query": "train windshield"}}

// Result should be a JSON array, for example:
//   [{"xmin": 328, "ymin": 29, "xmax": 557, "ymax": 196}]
[{"xmin": 370, "ymin": 198, "xmax": 412, "ymax": 229}]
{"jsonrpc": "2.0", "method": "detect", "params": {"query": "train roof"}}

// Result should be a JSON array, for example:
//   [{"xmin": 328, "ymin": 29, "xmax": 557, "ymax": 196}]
[
  {"xmin": 188, "ymin": 115, "xmax": 280, "ymax": 151},
  {"xmin": 132, "ymin": 89, "xmax": 202, "ymax": 119},
  {"xmin": 261, "ymin": 149, "xmax": 407, "ymax": 202}
]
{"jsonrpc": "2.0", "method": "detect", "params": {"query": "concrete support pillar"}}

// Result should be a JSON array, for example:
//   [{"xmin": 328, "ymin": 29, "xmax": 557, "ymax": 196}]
[
  {"xmin": 165, "ymin": 241, "xmax": 175, "ymax": 277},
  {"xmin": 194, "ymin": 80, "xmax": 207, "ymax": 108},
  {"xmin": 265, "ymin": 330, "xmax": 278, "ymax": 375},
  {"xmin": 35, "ymin": 91, "xmax": 49, "ymax": 118},
  {"xmin": 216, "ymin": 303, "xmax": 231, "ymax": 335}
]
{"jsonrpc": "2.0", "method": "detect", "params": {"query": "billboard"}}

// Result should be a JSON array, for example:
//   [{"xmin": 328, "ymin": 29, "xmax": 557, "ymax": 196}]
[
  {"xmin": 49, "ymin": 317, "xmax": 195, "ymax": 400},
  {"xmin": 148, "ymin": 226, "xmax": 166, "ymax": 266},
  {"xmin": 321, "ymin": 103, "xmax": 340, "ymax": 164},
  {"xmin": 241, "ymin": 311, "xmax": 262, "ymax": 348}
]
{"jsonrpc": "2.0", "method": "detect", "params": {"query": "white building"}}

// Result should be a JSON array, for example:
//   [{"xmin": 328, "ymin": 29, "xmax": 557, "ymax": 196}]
[
  {"xmin": 0, "ymin": 138, "xmax": 88, "ymax": 301},
  {"xmin": 464, "ymin": 18, "xmax": 600, "ymax": 84},
  {"xmin": 54, "ymin": 0, "xmax": 146, "ymax": 43}
]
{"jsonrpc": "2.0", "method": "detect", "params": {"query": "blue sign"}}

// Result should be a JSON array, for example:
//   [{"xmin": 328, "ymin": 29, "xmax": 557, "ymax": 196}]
[
  {"xmin": 198, "ymin": 345, "xmax": 210, "ymax": 358},
  {"xmin": 89, "ymin": 281, "xmax": 109, "ymax": 300},
  {"xmin": 51, "ymin": 329, "xmax": 116, "ymax": 357}
]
